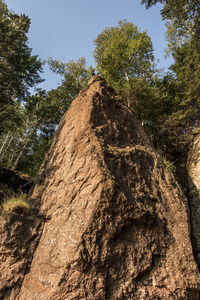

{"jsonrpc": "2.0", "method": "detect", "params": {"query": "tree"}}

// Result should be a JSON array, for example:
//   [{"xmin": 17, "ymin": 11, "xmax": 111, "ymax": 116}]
[
  {"xmin": 141, "ymin": 0, "xmax": 163, "ymax": 8},
  {"xmin": 93, "ymin": 19, "xmax": 159, "ymax": 128},
  {"xmin": 3, "ymin": 58, "xmax": 94, "ymax": 175},
  {"xmin": 142, "ymin": 0, "xmax": 200, "ymax": 145},
  {"xmin": 0, "ymin": 0, "xmax": 43, "ymax": 130},
  {"xmin": 148, "ymin": 0, "xmax": 199, "ymax": 33},
  {"xmin": 140, "ymin": 0, "xmax": 200, "ymax": 188},
  {"xmin": 48, "ymin": 57, "xmax": 94, "ymax": 111},
  {"xmin": 0, "ymin": 1, "xmax": 46, "ymax": 174},
  {"xmin": 141, "ymin": 0, "xmax": 200, "ymax": 70},
  {"xmin": 94, "ymin": 20, "xmax": 155, "ymax": 96},
  {"xmin": 0, "ymin": 91, "xmax": 60, "ymax": 172},
  {"xmin": 141, "ymin": 0, "xmax": 200, "ymax": 53}
]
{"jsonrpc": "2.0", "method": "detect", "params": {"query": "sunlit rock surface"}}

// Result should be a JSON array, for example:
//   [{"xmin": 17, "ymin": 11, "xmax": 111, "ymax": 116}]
[{"xmin": 10, "ymin": 76, "xmax": 200, "ymax": 299}]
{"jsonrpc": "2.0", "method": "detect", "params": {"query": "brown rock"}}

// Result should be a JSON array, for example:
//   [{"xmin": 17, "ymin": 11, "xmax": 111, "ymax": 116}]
[
  {"xmin": 17, "ymin": 76, "xmax": 200, "ymax": 299},
  {"xmin": 0, "ymin": 213, "xmax": 41, "ymax": 299},
  {"xmin": 0, "ymin": 169, "xmax": 40, "ymax": 299}
]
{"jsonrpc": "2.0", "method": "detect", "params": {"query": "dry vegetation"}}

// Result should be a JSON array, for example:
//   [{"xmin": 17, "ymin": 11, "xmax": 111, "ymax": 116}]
[{"xmin": 2, "ymin": 194, "xmax": 30, "ymax": 215}]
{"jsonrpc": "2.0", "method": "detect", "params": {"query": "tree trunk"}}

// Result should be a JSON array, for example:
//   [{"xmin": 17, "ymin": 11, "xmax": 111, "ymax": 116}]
[
  {"xmin": 124, "ymin": 72, "xmax": 129, "ymax": 82},
  {"xmin": 1, "ymin": 135, "xmax": 13, "ymax": 160},
  {"xmin": 124, "ymin": 72, "xmax": 131, "ymax": 108},
  {"xmin": 12, "ymin": 139, "xmax": 29, "ymax": 170},
  {"xmin": 11, "ymin": 118, "xmax": 40, "ymax": 170},
  {"xmin": 0, "ymin": 133, "xmax": 10, "ymax": 156}
]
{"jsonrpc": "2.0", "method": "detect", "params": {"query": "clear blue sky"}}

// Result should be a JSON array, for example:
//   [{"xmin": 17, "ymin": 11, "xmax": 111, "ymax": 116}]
[{"xmin": 5, "ymin": 0, "xmax": 172, "ymax": 92}]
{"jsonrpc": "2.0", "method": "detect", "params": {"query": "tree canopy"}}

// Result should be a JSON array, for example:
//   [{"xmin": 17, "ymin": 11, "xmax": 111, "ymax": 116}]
[
  {"xmin": 48, "ymin": 57, "xmax": 94, "ymax": 112},
  {"xmin": 0, "ymin": 55, "xmax": 94, "ymax": 174},
  {"xmin": 141, "ymin": 0, "xmax": 200, "ymax": 150},
  {"xmin": 94, "ymin": 20, "xmax": 155, "ymax": 93},
  {"xmin": 1, "ymin": 0, "xmax": 200, "ymax": 177},
  {"xmin": 0, "ymin": 0, "xmax": 43, "ymax": 131}
]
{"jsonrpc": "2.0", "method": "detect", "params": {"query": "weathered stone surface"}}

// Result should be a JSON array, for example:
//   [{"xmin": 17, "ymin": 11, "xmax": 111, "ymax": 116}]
[
  {"xmin": 0, "ymin": 168, "xmax": 39, "ymax": 299},
  {"xmin": 0, "ymin": 213, "xmax": 41, "ymax": 299},
  {"xmin": 187, "ymin": 131, "xmax": 200, "ymax": 268},
  {"xmin": 18, "ymin": 76, "xmax": 200, "ymax": 299}
]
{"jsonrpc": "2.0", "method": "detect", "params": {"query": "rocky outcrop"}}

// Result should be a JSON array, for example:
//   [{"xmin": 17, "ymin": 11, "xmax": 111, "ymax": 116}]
[
  {"xmin": 187, "ymin": 131, "xmax": 200, "ymax": 268},
  {"xmin": 0, "ymin": 168, "xmax": 39, "ymax": 299},
  {"xmin": 1, "ymin": 76, "xmax": 200, "ymax": 299},
  {"xmin": 14, "ymin": 76, "xmax": 199, "ymax": 299}
]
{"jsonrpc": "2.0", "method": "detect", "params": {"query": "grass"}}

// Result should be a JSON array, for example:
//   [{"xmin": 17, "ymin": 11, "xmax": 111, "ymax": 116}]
[
  {"xmin": 163, "ymin": 159, "xmax": 176, "ymax": 174},
  {"xmin": 2, "ymin": 193, "xmax": 30, "ymax": 215}
]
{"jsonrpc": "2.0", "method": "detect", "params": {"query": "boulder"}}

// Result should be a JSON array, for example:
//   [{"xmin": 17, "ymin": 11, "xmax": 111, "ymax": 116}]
[{"xmin": 17, "ymin": 76, "xmax": 200, "ymax": 299}]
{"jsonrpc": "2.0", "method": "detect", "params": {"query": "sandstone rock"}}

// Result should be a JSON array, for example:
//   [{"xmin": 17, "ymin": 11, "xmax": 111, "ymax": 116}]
[
  {"xmin": 0, "ymin": 169, "xmax": 39, "ymax": 299},
  {"xmin": 17, "ymin": 76, "xmax": 200, "ymax": 299},
  {"xmin": 0, "ymin": 213, "xmax": 41, "ymax": 299}
]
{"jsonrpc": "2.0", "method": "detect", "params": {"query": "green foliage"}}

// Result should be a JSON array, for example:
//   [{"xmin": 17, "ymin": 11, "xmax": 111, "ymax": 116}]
[
  {"xmin": 0, "ymin": 89, "xmax": 62, "ymax": 173},
  {"xmin": 0, "ymin": 0, "xmax": 46, "ymax": 174},
  {"xmin": 142, "ymin": 0, "xmax": 200, "ymax": 45},
  {"xmin": 94, "ymin": 20, "xmax": 155, "ymax": 94},
  {"xmin": 121, "ymin": 77, "xmax": 162, "ymax": 126},
  {"xmin": 17, "ymin": 134, "xmax": 53, "ymax": 176},
  {"xmin": 2, "ymin": 193, "xmax": 30, "ymax": 215},
  {"xmin": 168, "ymin": 42, "xmax": 200, "ymax": 139},
  {"xmin": 162, "ymin": 0, "xmax": 200, "ymax": 43},
  {"xmin": 1, "ymin": 0, "xmax": 199, "ymax": 177},
  {"xmin": 0, "ymin": 0, "xmax": 43, "ymax": 118},
  {"xmin": 141, "ymin": 0, "xmax": 200, "ymax": 158},
  {"xmin": 163, "ymin": 158, "xmax": 176, "ymax": 174},
  {"xmin": 163, "ymin": 0, "xmax": 200, "ymax": 114},
  {"xmin": 141, "ymin": 0, "xmax": 164, "ymax": 8},
  {"xmin": 93, "ymin": 20, "xmax": 159, "ymax": 130},
  {"xmin": 48, "ymin": 57, "xmax": 94, "ymax": 111},
  {"xmin": 0, "ymin": 57, "xmax": 94, "ymax": 175}
]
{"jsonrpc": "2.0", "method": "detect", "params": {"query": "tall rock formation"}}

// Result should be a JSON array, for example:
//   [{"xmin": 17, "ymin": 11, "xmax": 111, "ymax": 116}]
[{"xmin": 6, "ymin": 76, "xmax": 200, "ymax": 299}]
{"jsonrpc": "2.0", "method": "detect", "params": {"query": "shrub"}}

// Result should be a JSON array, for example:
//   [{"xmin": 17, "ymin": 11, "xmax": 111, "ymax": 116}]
[{"xmin": 2, "ymin": 193, "xmax": 30, "ymax": 215}]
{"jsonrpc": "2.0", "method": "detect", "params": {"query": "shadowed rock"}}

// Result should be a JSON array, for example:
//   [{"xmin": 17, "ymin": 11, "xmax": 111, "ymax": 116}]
[
  {"xmin": 0, "ymin": 167, "xmax": 33, "ymax": 204},
  {"xmin": 0, "ymin": 168, "xmax": 39, "ymax": 299},
  {"xmin": 188, "ymin": 131, "xmax": 200, "ymax": 269},
  {"xmin": 16, "ymin": 76, "xmax": 200, "ymax": 299}
]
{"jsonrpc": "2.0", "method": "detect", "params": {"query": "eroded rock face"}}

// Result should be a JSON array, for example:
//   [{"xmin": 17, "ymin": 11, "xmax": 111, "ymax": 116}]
[
  {"xmin": 18, "ymin": 76, "xmax": 200, "ymax": 299},
  {"xmin": 0, "ymin": 213, "xmax": 41, "ymax": 299},
  {"xmin": 0, "ymin": 168, "xmax": 39, "ymax": 299}
]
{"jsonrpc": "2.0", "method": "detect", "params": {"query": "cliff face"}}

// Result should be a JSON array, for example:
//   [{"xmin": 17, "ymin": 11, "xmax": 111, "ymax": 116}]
[{"xmin": 1, "ymin": 76, "xmax": 200, "ymax": 299}]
